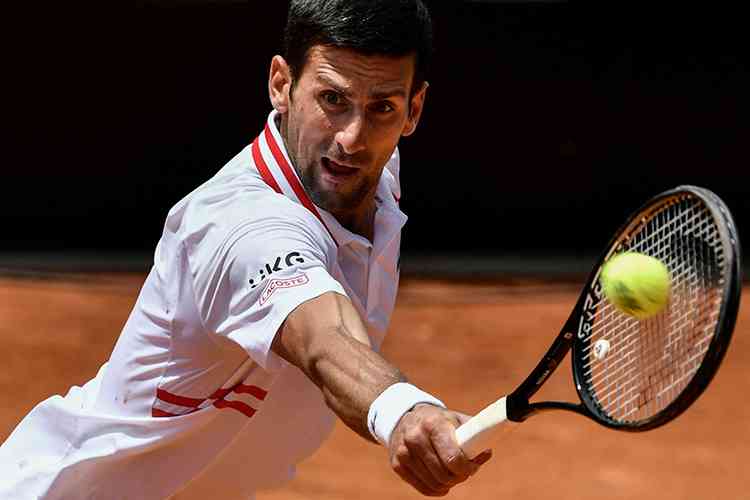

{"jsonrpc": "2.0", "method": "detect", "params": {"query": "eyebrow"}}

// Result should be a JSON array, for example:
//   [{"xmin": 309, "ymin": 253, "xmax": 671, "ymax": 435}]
[
  {"xmin": 317, "ymin": 74, "xmax": 407, "ymax": 100},
  {"xmin": 371, "ymin": 88, "xmax": 407, "ymax": 100}
]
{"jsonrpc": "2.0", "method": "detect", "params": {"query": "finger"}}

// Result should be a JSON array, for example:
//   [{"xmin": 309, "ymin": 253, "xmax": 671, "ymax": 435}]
[
  {"xmin": 393, "ymin": 459, "xmax": 450, "ymax": 497},
  {"xmin": 451, "ymin": 413, "xmax": 492, "ymax": 467},
  {"xmin": 404, "ymin": 433, "xmax": 458, "ymax": 489},
  {"xmin": 453, "ymin": 411, "xmax": 473, "ymax": 425},
  {"xmin": 430, "ymin": 423, "xmax": 480, "ymax": 479},
  {"xmin": 472, "ymin": 449, "xmax": 493, "ymax": 466}
]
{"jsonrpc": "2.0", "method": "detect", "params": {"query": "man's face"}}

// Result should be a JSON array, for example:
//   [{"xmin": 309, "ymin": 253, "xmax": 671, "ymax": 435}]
[{"xmin": 273, "ymin": 45, "xmax": 426, "ymax": 215}]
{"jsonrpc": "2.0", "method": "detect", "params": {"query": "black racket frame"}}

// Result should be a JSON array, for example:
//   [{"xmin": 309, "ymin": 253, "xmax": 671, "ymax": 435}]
[{"xmin": 504, "ymin": 185, "xmax": 742, "ymax": 431}]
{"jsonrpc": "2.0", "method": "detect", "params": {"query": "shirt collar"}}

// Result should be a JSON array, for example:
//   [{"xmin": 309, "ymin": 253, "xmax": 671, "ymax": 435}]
[{"xmin": 251, "ymin": 110, "xmax": 407, "ymax": 249}]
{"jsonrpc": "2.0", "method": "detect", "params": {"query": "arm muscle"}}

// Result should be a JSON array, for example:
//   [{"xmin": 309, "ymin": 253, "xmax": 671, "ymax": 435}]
[{"xmin": 271, "ymin": 292, "xmax": 404, "ymax": 442}]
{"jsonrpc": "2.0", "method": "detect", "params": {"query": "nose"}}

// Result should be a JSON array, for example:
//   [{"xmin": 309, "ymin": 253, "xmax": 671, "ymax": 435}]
[{"xmin": 334, "ymin": 112, "xmax": 367, "ymax": 155}]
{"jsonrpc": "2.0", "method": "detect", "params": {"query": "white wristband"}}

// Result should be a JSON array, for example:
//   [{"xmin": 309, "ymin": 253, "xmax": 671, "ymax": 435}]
[{"xmin": 367, "ymin": 382, "xmax": 446, "ymax": 446}]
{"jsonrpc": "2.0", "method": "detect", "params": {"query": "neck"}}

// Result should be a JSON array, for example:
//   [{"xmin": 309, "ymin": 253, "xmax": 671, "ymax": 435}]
[{"xmin": 332, "ymin": 200, "xmax": 377, "ymax": 242}]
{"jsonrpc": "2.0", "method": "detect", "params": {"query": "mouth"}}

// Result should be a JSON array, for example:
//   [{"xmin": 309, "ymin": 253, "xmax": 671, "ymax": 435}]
[{"xmin": 321, "ymin": 157, "xmax": 359, "ymax": 181}]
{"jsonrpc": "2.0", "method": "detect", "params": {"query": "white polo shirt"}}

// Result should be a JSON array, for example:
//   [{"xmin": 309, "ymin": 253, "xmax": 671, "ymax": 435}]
[{"xmin": 0, "ymin": 110, "xmax": 407, "ymax": 500}]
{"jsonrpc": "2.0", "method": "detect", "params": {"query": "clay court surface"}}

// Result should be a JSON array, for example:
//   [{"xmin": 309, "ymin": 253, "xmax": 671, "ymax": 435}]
[{"xmin": 1, "ymin": 274, "xmax": 747, "ymax": 499}]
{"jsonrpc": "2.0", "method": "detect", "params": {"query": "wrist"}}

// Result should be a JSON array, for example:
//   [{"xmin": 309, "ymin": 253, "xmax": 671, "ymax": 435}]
[{"xmin": 367, "ymin": 382, "xmax": 446, "ymax": 446}]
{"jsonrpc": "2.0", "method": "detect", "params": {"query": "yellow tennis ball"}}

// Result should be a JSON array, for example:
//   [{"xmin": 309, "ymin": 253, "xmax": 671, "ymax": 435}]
[{"xmin": 600, "ymin": 252, "xmax": 671, "ymax": 319}]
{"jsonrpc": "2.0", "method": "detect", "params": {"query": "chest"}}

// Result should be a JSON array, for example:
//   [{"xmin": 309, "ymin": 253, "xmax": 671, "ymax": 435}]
[{"xmin": 331, "ymin": 237, "xmax": 400, "ymax": 350}]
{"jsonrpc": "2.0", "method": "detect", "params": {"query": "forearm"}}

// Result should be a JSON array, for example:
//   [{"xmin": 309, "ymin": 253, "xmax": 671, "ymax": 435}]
[
  {"xmin": 272, "ymin": 292, "xmax": 490, "ymax": 496},
  {"xmin": 272, "ymin": 292, "xmax": 404, "ymax": 442},
  {"xmin": 308, "ymin": 326, "xmax": 405, "ymax": 441}
]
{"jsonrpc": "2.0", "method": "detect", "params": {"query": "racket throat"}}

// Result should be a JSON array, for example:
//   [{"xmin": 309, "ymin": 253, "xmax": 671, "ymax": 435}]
[
  {"xmin": 506, "ymin": 394, "xmax": 534, "ymax": 422},
  {"xmin": 507, "ymin": 395, "xmax": 586, "ymax": 422}
]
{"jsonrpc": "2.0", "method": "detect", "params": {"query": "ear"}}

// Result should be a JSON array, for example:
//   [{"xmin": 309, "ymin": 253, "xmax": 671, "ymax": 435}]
[
  {"xmin": 269, "ymin": 55, "xmax": 293, "ymax": 114},
  {"xmin": 401, "ymin": 81, "xmax": 429, "ymax": 137}
]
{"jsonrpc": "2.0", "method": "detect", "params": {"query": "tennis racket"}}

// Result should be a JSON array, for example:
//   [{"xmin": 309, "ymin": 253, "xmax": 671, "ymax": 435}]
[{"xmin": 455, "ymin": 185, "xmax": 742, "ymax": 458}]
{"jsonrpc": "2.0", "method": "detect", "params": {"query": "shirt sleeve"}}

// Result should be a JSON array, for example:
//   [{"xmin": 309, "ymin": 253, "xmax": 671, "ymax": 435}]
[{"xmin": 188, "ymin": 201, "xmax": 346, "ymax": 373}]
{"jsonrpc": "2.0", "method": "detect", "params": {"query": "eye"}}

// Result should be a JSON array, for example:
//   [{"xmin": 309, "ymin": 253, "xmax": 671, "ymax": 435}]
[
  {"xmin": 371, "ymin": 101, "xmax": 395, "ymax": 114},
  {"xmin": 322, "ymin": 91, "xmax": 344, "ymax": 106}
]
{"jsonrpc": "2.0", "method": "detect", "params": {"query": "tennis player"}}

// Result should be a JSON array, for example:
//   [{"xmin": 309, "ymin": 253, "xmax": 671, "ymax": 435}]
[{"xmin": 0, "ymin": 1, "xmax": 491, "ymax": 498}]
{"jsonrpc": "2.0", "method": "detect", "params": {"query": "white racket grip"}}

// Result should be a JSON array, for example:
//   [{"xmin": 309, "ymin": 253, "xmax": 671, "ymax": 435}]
[{"xmin": 455, "ymin": 396, "xmax": 516, "ymax": 459}]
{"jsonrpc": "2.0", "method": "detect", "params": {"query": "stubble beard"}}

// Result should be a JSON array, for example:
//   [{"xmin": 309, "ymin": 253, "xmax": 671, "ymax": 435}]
[
  {"xmin": 280, "ymin": 113, "xmax": 374, "ymax": 216},
  {"xmin": 297, "ymin": 159, "xmax": 373, "ymax": 214}
]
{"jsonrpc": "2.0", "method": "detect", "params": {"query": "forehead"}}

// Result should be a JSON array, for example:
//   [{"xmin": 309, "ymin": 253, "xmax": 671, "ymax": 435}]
[{"xmin": 300, "ymin": 45, "xmax": 415, "ymax": 94}]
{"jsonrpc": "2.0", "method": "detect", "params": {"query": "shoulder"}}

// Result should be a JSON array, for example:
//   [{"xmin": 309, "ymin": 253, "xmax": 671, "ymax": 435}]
[
  {"xmin": 164, "ymin": 148, "xmax": 334, "ymax": 255},
  {"xmin": 188, "ymin": 190, "xmax": 336, "ymax": 271}
]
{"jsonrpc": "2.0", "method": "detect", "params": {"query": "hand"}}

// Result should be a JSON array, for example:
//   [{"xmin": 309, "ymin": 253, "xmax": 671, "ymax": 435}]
[{"xmin": 388, "ymin": 404, "xmax": 492, "ymax": 496}]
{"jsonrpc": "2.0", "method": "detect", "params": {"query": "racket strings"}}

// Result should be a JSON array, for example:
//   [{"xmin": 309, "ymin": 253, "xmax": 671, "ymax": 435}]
[{"xmin": 580, "ymin": 196, "xmax": 725, "ymax": 424}]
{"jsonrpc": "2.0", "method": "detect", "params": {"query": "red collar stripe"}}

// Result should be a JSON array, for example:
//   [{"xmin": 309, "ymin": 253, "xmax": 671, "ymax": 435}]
[
  {"xmin": 251, "ymin": 138, "xmax": 282, "ymax": 194},
  {"xmin": 263, "ymin": 126, "xmax": 324, "ymax": 222},
  {"xmin": 261, "ymin": 124, "xmax": 338, "ymax": 246}
]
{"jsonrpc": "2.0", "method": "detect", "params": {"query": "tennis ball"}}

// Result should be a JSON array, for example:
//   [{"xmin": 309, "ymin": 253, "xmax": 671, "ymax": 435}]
[{"xmin": 600, "ymin": 252, "xmax": 671, "ymax": 319}]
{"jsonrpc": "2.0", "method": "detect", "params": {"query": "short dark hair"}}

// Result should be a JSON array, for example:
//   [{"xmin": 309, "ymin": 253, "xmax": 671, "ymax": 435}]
[{"xmin": 283, "ymin": 0, "xmax": 433, "ymax": 97}]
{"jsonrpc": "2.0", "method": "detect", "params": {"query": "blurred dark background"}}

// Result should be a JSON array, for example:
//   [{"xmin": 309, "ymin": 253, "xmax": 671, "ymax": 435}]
[{"xmin": 2, "ymin": 1, "xmax": 747, "ymax": 274}]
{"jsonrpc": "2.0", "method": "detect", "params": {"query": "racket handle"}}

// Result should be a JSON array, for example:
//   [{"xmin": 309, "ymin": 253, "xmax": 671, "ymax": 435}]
[{"xmin": 455, "ymin": 396, "xmax": 516, "ymax": 459}]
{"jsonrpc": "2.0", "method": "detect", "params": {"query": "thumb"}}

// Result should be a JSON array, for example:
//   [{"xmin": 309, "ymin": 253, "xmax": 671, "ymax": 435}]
[
  {"xmin": 472, "ymin": 449, "xmax": 493, "ymax": 465},
  {"xmin": 453, "ymin": 411, "xmax": 473, "ymax": 426}
]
